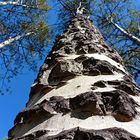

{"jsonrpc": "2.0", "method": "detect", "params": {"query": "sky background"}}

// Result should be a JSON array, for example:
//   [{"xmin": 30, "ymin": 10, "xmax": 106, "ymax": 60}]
[{"xmin": 0, "ymin": 0, "xmax": 140, "ymax": 139}]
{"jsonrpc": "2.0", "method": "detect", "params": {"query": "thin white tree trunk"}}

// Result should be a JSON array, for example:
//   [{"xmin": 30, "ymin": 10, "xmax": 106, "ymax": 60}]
[
  {"xmin": 0, "ymin": 2, "xmax": 19, "ymax": 5},
  {"xmin": 0, "ymin": 32, "xmax": 33, "ymax": 49},
  {"xmin": 111, "ymin": 20, "xmax": 140, "ymax": 45},
  {"xmin": 0, "ymin": 1, "xmax": 37, "ymax": 8}
]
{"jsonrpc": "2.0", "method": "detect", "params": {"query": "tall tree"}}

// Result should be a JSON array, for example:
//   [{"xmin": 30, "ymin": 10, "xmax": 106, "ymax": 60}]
[{"xmin": 8, "ymin": 2, "xmax": 140, "ymax": 139}]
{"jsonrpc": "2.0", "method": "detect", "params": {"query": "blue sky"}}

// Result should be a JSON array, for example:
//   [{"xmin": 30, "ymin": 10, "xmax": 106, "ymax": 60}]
[
  {"xmin": 0, "ymin": 70, "xmax": 34, "ymax": 139},
  {"xmin": 0, "ymin": 0, "xmax": 140, "ymax": 139}
]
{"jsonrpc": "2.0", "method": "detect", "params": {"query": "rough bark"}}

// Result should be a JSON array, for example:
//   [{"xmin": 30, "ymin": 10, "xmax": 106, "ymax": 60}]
[{"xmin": 8, "ymin": 15, "xmax": 140, "ymax": 140}]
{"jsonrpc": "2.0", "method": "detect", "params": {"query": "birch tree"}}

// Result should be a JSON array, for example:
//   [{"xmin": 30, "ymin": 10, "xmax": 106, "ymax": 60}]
[
  {"xmin": 0, "ymin": 0, "xmax": 49, "ymax": 94},
  {"xmin": 8, "ymin": 1, "xmax": 140, "ymax": 139}
]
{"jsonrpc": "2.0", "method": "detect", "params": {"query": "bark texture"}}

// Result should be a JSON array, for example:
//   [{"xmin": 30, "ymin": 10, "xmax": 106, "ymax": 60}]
[{"xmin": 8, "ymin": 15, "xmax": 140, "ymax": 140}]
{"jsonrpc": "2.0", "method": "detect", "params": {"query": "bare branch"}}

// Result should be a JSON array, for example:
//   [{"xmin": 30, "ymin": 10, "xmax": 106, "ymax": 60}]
[
  {"xmin": 57, "ymin": 0, "xmax": 75, "ymax": 16},
  {"xmin": 126, "ymin": 64, "xmax": 140, "ymax": 72},
  {"xmin": 76, "ymin": 2, "xmax": 84, "ymax": 15}
]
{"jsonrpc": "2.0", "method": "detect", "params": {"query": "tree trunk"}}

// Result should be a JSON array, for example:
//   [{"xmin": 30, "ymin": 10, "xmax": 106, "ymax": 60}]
[{"xmin": 8, "ymin": 15, "xmax": 140, "ymax": 140}]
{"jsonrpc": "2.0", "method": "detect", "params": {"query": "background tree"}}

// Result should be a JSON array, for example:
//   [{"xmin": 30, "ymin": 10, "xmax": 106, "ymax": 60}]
[{"xmin": 0, "ymin": 0, "xmax": 50, "ymax": 94}]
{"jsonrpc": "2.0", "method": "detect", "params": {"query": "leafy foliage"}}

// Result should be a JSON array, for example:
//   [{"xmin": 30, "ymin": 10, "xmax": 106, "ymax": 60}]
[{"xmin": 0, "ymin": 0, "xmax": 50, "ymax": 94}]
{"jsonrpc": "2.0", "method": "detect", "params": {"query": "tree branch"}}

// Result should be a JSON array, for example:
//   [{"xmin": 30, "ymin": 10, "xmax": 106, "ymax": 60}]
[
  {"xmin": 0, "ymin": 1, "xmax": 18, "ymax": 5},
  {"xmin": 0, "ymin": 1, "xmax": 38, "ymax": 9},
  {"xmin": 110, "ymin": 20, "xmax": 140, "ymax": 45},
  {"xmin": 126, "ymin": 64, "xmax": 140, "ymax": 72},
  {"xmin": 57, "ymin": 0, "xmax": 75, "ymax": 16},
  {"xmin": 0, "ymin": 32, "xmax": 34, "ymax": 49}
]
